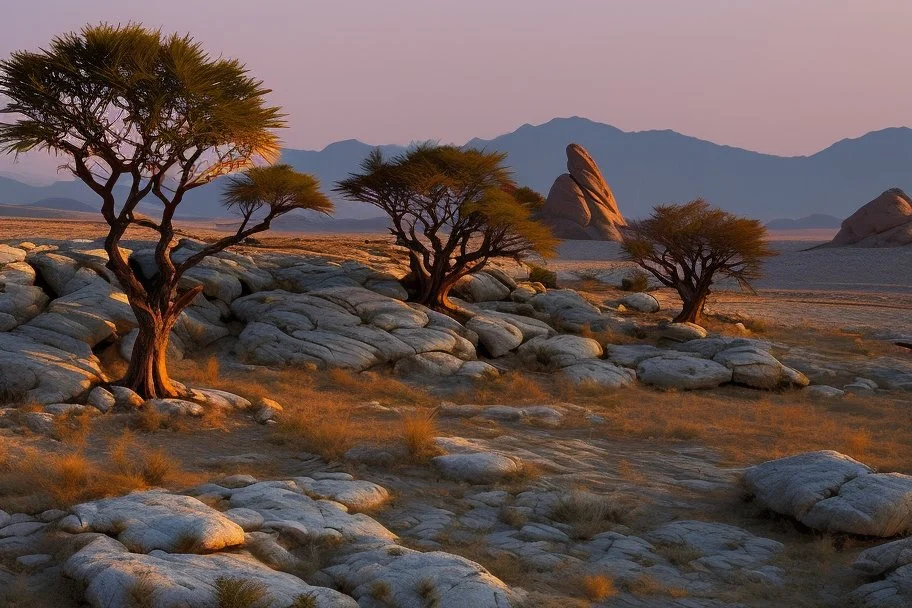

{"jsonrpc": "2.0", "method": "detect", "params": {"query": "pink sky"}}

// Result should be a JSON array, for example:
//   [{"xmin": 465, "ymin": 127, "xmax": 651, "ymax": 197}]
[{"xmin": 1, "ymin": 0, "xmax": 910, "ymax": 155}]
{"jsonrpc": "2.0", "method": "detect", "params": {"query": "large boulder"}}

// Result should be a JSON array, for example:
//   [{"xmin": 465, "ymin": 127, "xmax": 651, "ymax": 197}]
[
  {"xmin": 744, "ymin": 451, "xmax": 912, "ymax": 537},
  {"xmin": 636, "ymin": 353, "xmax": 732, "ymax": 389},
  {"xmin": 713, "ymin": 345, "xmax": 809, "ymax": 389},
  {"xmin": 453, "ymin": 272, "xmax": 512, "ymax": 303},
  {"xmin": 561, "ymin": 359, "xmax": 636, "ymax": 388},
  {"xmin": 59, "ymin": 491, "xmax": 245, "ymax": 553},
  {"xmin": 517, "ymin": 334, "xmax": 603, "ymax": 368},
  {"xmin": 541, "ymin": 143, "xmax": 626, "ymax": 241},
  {"xmin": 826, "ymin": 188, "xmax": 912, "ymax": 248},
  {"xmin": 0, "ymin": 332, "xmax": 103, "ymax": 404},
  {"xmin": 465, "ymin": 314, "xmax": 523, "ymax": 358},
  {"xmin": 64, "ymin": 535, "xmax": 354, "ymax": 608}
]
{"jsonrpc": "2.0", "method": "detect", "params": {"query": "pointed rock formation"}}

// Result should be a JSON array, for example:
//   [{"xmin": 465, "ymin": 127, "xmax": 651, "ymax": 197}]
[
  {"xmin": 827, "ymin": 188, "xmax": 912, "ymax": 247},
  {"xmin": 541, "ymin": 143, "xmax": 626, "ymax": 240}
]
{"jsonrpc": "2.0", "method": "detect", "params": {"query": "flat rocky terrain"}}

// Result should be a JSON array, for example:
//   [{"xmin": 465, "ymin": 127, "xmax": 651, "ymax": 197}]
[{"xmin": 0, "ymin": 219, "xmax": 911, "ymax": 608}]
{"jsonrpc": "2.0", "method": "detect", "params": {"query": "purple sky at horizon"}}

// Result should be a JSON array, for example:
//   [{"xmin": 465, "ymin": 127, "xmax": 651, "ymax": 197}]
[{"xmin": 1, "ymin": 0, "xmax": 910, "ymax": 158}]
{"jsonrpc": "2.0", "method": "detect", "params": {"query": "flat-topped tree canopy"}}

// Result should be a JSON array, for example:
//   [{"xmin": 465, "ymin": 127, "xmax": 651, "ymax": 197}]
[
  {"xmin": 0, "ymin": 23, "xmax": 329, "ymax": 398},
  {"xmin": 336, "ymin": 144, "xmax": 557, "ymax": 314},
  {"xmin": 622, "ymin": 199, "xmax": 776, "ymax": 324}
]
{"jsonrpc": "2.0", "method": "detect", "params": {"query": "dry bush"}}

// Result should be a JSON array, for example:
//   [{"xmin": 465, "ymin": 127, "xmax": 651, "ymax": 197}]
[
  {"xmin": 401, "ymin": 409, "xmax": 442, "ymax": 462},
  {"xmin": 581, "ymin": 574, "xmax": 616, "ymax": 601},
  {"xmin": 291, "ymin": 595, "xmax": 317, "ymax": 608},
  {"xmin": 550, "ymin": 490, "xmax": 627, "ymax": 540},
  {"xmin": 653, "ymin": 541, "xmax": 703, "ymax": 569},
  {"xmin": 214, "ymin": 577, "xmax": 270, "ymax": 608},
  {"xmin": 317, "ymin": 368, "xmax": 432, "ymax": 407}
]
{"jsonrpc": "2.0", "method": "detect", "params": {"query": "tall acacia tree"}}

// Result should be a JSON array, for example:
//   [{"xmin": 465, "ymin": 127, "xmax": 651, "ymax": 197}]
[
  {"xmin": 0, "ymin": 24, "xmax": 332, "ymax": 397},
  {"xmin": 336, "ymin": 145, "xmax": 556, "ymax": 314},
  {"xmin": 621, "ymin": 199, "xmax": 775, "ymax": 324}
]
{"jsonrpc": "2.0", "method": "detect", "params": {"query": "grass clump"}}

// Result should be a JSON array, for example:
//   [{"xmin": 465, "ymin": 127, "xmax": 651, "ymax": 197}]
[
  {"xmin": 213, "ymin": 577, "xmax": 270, "ymax": 608},
  {"xmin": 402, "ymin": 409, "xmax": 442, "ymax": 462},
  {"xmin": 581, "ymin": 574, "xmax": 616, "ymax": 601},
  {"xmin": 549, "ymin": 490, "xmax": 626, "ymax": 540}
]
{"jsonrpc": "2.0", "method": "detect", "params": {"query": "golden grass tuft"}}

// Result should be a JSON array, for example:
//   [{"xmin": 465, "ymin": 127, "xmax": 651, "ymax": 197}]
[
  {"xmin": 550, "ymin": 490, "xmax": 627, "ymax": 540},
  {"xmin": 213, "ymin": 577, "xmax": 270, "ymax": 608},
  {"xmin": 401, "ymin": 409, "xmax": 442, "ymax": 462},
  {"xmin": 581, "ymin": 574, "xmax": 616, "ymax": 601}
]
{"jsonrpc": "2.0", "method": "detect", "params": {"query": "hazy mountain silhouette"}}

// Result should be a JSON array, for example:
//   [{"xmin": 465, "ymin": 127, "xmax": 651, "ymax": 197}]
[{"xmin": 1, "ymin": 117, "xmax": 910, "ymax": 222}]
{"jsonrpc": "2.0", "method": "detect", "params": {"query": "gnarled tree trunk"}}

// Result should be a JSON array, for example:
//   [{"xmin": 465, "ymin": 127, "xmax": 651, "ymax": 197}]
[
  {"xmin": 120, "ymin": 308, "xmax": 180, "ymax": 399},
  {"xmin": 674, "ymin": 285, "xmax": 709, "ymax": 324}
]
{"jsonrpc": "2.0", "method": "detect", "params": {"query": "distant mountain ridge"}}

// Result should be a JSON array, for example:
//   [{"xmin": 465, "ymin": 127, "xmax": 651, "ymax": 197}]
[{"xmin": 1, "ymin": 117, "xmax": 910, "ymax": 222}]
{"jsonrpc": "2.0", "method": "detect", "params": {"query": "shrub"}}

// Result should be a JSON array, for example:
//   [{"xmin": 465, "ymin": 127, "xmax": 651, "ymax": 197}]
[
  {"xmin": 529, "ymin": 265, "xmax": 557, "ymax": 288},
  {"xmin": 402, "ymin": 410, "xmax": 442, "ymax": 462},
  {"xmin": 549, "ymin": 490, "xmax": 626, "ymax": 539}
]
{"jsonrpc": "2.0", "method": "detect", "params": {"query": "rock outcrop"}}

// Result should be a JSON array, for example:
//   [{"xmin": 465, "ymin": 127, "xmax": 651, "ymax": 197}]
[
  {"xmin": 541, "ymin": 143, "xmax": 626, "ymax": 240},
  {"xmin": 826, "ymin": 188, "xmax": 912, "ymax": 247}
]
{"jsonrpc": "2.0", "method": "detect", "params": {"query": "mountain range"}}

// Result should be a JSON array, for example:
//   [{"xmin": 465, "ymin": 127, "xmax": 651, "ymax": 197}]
[{"xmin": 0, "ymin": 117, "xmax": 910, "ymax": 223}]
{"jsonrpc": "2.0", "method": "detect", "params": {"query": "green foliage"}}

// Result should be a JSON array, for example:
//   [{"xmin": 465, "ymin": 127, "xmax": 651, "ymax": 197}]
[
  {"xmin": 224, "ymin": 164, "xmax": 334, "ymax": 221},
  {"xmin": 0, "ymin": 23, "xmax": 283, "ymax": 168},
  {"xmin": 335, "ymin": 144, "xmax": 557, "ymax": 310},
  {"xmin": 621, "ymin": 199, "xmax": 775, "ymax": 322},
  {"xmin": 529, "ymin": 265, "xmax": 558, "ymax": 288}
]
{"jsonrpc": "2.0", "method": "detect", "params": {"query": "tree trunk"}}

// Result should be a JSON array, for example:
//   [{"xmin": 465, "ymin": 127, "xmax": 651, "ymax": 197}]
[
  {"xmin": 674, "ymin": 289, "xmax": 708, "ymax": 324},
  {"xmin": 120, "ymin": 311, "xmax": 180, "ymax": 399}
]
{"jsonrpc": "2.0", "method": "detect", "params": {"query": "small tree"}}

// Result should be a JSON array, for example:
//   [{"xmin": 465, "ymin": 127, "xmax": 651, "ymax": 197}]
[
  {"xmin": 621, "ymin": 199, "xmax": 775, "ymax": 324},
  {"xmin": 335, "ymin": 145, "xmax": 556, "ymax": 313},
  {"xmin": 0, "ymin": 25, "xmax": 332, "ymax": 398}
]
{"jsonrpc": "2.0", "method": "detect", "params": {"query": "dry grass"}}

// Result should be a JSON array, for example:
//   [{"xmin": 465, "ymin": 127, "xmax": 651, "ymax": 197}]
[
  {"xmin": 278, "ymin": 402, "xmax": 359, "ymax": 461},
  {"xmin": 581, "ymin": 574, "xmax": 616, "ymax": 601},
  {"xmin": 549, "ymin": 490, "xmax": 628, "ymax": 540},
  {"xmin": 52, "ymin": 410, "xmax": 94, "ymax": 445},
  {"xmin": 401, "ymin": 409, "xmax": 442, "ymax": 462},
  {"xmin": 625, "ymin": 573, "xmax": 688, "ymax": 598},
  {"xmin": 462, "ymin": 371, "xmax": 551, "ymax": 404},
  {"xmin": 0, "ymin": 430, "xmax": 199, "ymax": 511},
  {"xmin": 213, "ymin": 577, "xmax": 270, "ymax": 608}
]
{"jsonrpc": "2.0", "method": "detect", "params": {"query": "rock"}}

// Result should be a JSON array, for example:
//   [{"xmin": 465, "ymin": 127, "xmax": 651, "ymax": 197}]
[
  {"xmin": 0, "ymin": 332, "xmax": 103, "ymax": 405},
  {"xmin": 86, "ymin": 387, "xmax": 116, "ymax": 413},
  {"xmin": 519, "ymin": 523, "xmax": 571, "ymax": 543},
  {"xmin": 433, "ymin": 452, "xmax": 522, "ymax": 483},
  {"xmin": 324, "ymin": 545, "xmax": 515, "ymax": 608},
  {"xmin": 527, "ymin": 289, "xmax": 603, "ymax": 331},
  {"xmin": 510, "ymin": 285, "xmax": 537, "ymax": 303},
  {"xmin": 561, "ymin": 359, "xmax": 637, "ymax": 388},
  {"xmin": 254, "ymin": 397, "xmax": 283, "ymax": 424},
  {"xmin": 465, "ymin": 314, "xmax": 523, "ymax": 358},
  {"xmin": 805, "ymin": 385, "xmax": 846, "ymax": 399},
  {"xmin": 744, "ymin": 451, "xmax": 912, "ymax": 537},
  {"xmin": 145, "ymin": 398, "xmax": 204, "ymax": 417},
  {"xmin": 295, "ymin": 477, "xmax": 390, "ymax": 511},
  {"xmin": 605, "ymin": 344, "xmax": 664, "ymax": 368},
  {"xmin": 456, "ymin": 360, "xmax": 500, "ymax": 380},
  {"xmin": 64, "ymin": 535, "xmax": 355, "ymax": 608},
  {"xmin": 637, "ymin": 353, "xmax": 732, "ymax": 389},
  {"xmin": 826, "ymin": 188, "xmax": 912, "ymax": 248},
  {"xmin": 854, "ymin": 536, "xmax": 912, "ymax": 577},
  {"xmin": 454, "ymin": 272, "xmax": 512, "ymax": 302},
  {"xmin": 619, "ymin": 292, "xmax": 660, "ymax": 313},
  {"xmin": 541, "ymin": 143, "xmax": 626, "ymax": 240},
  {"xmin": 394, "ymin": 351, "xmax": 465, "ymax": 377},
  {"xmin": 713, "ymin": 345, "xmax": 808, "ymax": 389},
  {"xmin": 0, "ymin": 244, "xmax": 27, "ymax": 265},
  {"xmin": 517, "ymin": 334, "xmax": 603, "ymax": 368},
  {"xmin": 109, "ymin": 386, "xmax": 144, "ymax": 410},
  {"xmin": 60, "ymin": 491, "xmax": 245, "ymax": 553},
  {"xmin": 228, "ymin": 481, "xmax": 397, "ymax": 543},
  {"xmin": 222, "ymin": 508, "xmax": 265, "ymax": 532},
  {"xmin": 44, "ymin": 402, "xmax": 90, "ymax": 416},
  {"xmin": 660, "ymin": 322, "xmax": 708, "ymax": 342},
  {"xmin": 15, "ymin": 553, "xmax": 52, "ymax": 570}
]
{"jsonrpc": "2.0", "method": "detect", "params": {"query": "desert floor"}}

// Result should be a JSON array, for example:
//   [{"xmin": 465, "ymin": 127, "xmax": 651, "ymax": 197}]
[{"xmin": 1, "ymin": 218, "xmax": 911, "ymax": 607}]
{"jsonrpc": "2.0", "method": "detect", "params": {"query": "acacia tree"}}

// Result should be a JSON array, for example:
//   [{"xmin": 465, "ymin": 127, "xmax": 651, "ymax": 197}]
[
  {"xmin": 0, "ymin": 24, "xmax": 332, "ymax": 398},
  {"xmin": 336, "ymin": 145, "xmax": 556, "ymax": 313},
  {"xmin": 621, "ymin": 199, "xmax": 775, "ymax": 324}
]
